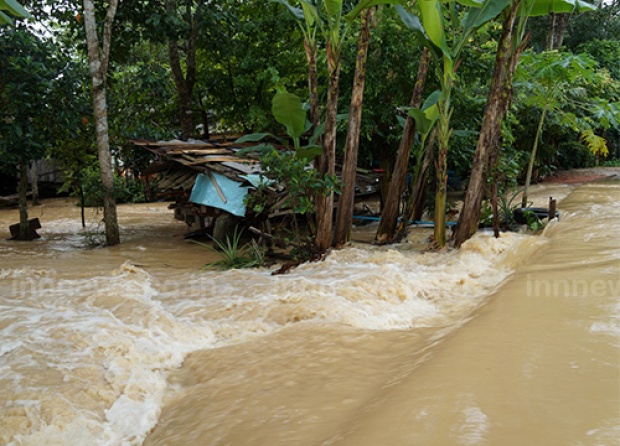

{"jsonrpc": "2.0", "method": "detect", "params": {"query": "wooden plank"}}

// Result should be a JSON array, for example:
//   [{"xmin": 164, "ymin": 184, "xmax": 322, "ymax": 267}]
[
  {"xmin": 180, "ymin": 149, "xmax": 233, "ymax": 156},
  {"xmin": 186, "ymin": 156, "xmax": 257, "ymax": 165},
  {"xmin": 206, "ymin": 171, "xmax": 227, "ymax": 203}
]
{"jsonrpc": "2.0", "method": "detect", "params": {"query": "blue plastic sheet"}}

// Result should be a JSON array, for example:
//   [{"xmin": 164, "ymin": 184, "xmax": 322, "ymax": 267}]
[{"xmin": 189, "ymin": 172, "xmax": 250, "ymax": 217}]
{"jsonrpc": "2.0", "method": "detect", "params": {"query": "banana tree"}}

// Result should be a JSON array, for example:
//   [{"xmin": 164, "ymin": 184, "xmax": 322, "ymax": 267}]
[
  {"xmin": 270, "ymin": 0, "xmax": 323, "ymax": 127},
  {"xmin": 290, "ymin": 0, "xmax": 400, "ymax": 250},
  {"xmin": 397, "ymin": 0, "xmax": 512, "ymax": 247},
  {"xmin": 333, "ymin": 6, "xmax": 376, "ymax": 248},
  {"xmin": 454, "ymin": 0, "xmax": 595, "ymax": 247}
]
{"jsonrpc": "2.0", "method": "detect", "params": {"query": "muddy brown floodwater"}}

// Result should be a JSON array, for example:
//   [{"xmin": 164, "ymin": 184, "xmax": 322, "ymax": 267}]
[{"xmin": 1, "ymin": 181, "xmax": 618, "ymax": 446}]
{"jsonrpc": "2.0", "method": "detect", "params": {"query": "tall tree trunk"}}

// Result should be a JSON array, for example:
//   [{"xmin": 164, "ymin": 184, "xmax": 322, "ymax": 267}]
[
  {"xmin": 304, "ymin": 38, "xmax": 320, "ymax": 129},
  {"xmin": 546, "ymin": 13, "xmax": 570, "ymax": 49},
  {"xmin": 83, "ymin": 0, "xmax": 120, "ymax": 246},
  {"xmin": 198, "ymin": 94, "xmax": 210, "ymax": 139},
  {"xmin": 522, "ymin": 105, "xmax": 548, "ymax": 208},
  {"xmin": 454, "ymin": 2, "xmax": 521, "ymax": 248},
  {"xmin": 546, "ymin": 13, "xmax": 558, "ymax": 50},
  {"xmin": 28, "ymin": 160, "xmax": 39, "ymax": 205},
  {"xmin": 434, "ymin": 94, "xmax": 451, "ymax": 248},
  {"xmin": 554, "ymin": 14, "xmax": 570, "ymax": 48},
  {"xmin": 375, "ymin": 47, "xmax": 431, "ymax": 243},
  {"xmin": 314, "ymin": 47, "xmax": 341, "ymax": 251},
  {"xmin": 166, "ymin": 0, "xmax": 197, "ymax": 140},
  {"xmin": 18, "ymin": 162, "xmax": 29, "ymax": 240},
  {"xmin": 334, "ymin": 8, "xmax": 374, "ymax": 248},
  {"xmin": 396, "ymin": 127, "xmax": 436, "ymax": 239}
]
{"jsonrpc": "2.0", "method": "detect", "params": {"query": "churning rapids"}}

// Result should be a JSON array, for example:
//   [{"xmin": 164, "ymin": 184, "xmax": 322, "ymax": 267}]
[{"xmin": 0, "ymin": 181, "xmax": 618, "ymax": 446}]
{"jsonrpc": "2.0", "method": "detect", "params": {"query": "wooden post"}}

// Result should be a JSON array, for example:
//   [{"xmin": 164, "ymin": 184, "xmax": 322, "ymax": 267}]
[{"xmin": 548, "ymin": 197, "xmax": 557, "ymax": 222}]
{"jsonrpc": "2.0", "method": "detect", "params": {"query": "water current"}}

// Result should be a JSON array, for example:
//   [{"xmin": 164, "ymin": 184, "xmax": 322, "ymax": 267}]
[{"xmin": 0, "ymin": 182, "xmax": 618, "ymax": 445}]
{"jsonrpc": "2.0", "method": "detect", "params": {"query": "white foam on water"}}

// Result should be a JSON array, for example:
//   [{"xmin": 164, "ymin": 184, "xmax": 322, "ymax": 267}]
[
  {"xmin": 0, "ymin": 232, "xmax": 545, "ymax": 445},
  {"xmin": 1, "ymin": 263, "xmax": 216, "ymax": 445},
  {"xmin": 590, "ymin": 300, "xmax": 620, "ymax": 345}
]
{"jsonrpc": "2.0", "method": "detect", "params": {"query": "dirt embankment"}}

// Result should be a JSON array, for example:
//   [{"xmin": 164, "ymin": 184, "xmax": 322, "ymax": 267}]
[{"xmin": 542, "ymin": 167, "xmax": 620, "ymax": 184}]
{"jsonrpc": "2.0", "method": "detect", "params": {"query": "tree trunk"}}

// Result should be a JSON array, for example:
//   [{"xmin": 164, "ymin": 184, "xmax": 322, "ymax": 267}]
[
  {"xmin": 434, "ymin": 102, "xmax": 450, "ymax": 247},
  {"xmin": 522, "ymin": 105, "xmax": 548, "ymax": 208},
  {"xmin": 166, "ymin": 0, "xmax": 197, "ymax": 140},
  {"xmin": 93, "ymin": 85, "xmax": 120, "ymax": 245},
  {"xmin": 314, "ymin": 23, "xmax": 343, "ymax": 249},
  {"xmin": 554, "ymin": 14, "xmax": 570, "ymax": 48},
  {"xmin": 547, "ymin": 13, "xmax": 570, "ymax": 49},
  {"xmin": 397, "ymin": 128, "xmax": 436, "ymax": 239},
  {"xmin": 454, "ymin": 2, "xmax": 521, "ymax": 248},
  {"xmin": 28, "ymin": 160, "xmax": 39, "ymax": 205},
  {"xmin": 546, "ymin": 14, "xmax": 558, "ymax": 50},
  {"xmin": 334, "ymin": 8, "xmax": 374, "ymax": 248},
  {"xmin": 83, "ymin": 0, "xmax": 120, "ymax": 246},
  {"xmin": 304, "ymin": 38, "xmax": 320, "ymax": 129},
  {"xmin": 198, "ymin": 94, "xmax": 211, "ymax": 139},
  {"xmin": 314, "ymin": 50, "xmax": 341, "ymax": 251},
  {"xmin": 18, "ymin": 162, "xmax": 29, "ymax": 240},
  {"xmin": 375, "ymin": 47, "xmax": 431, "ymax": 243}
]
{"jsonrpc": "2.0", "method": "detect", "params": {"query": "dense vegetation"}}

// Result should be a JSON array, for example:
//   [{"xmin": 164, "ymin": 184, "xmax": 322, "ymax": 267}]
[{"xmin": 1, "ymin": 0, "xmax": 618, "ymax": 247}]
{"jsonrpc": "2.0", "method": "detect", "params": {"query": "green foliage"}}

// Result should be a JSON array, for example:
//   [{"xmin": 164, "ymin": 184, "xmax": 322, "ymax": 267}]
[
  {"xmin": 194, "ymin": 227, "xmax": 265, "ymax": 270},
  {"xmin": 240, "ymin": 91, "xmax": 338, "ymax": 216},
  {"xmin": 65, "ymin": 166, "xmax": 145, "ymax": 207},
  {"xmin": 0, "ymin": 0, "xmax": 31, "ymax": 25},
  {"xmin": 0, "ymin": 29, "xmax": 64, "ymax": 171},
  {"xmin": 248, "ymin": 147, "xmax": 339, "ymax": 215},
  {"xmin": 514, "ymin": 50, "xmax": 618, "ymax": 178},
  {"xmin": 521, "ymin": 209, "xmax": 545, "ymax": 232},
  {"xmin": 563, "ymin": 1, "xmax": 620, "ymax": 52},
  {"xmin": 577, "ymin": 39, "xmax": 620, "ymax": 81}
]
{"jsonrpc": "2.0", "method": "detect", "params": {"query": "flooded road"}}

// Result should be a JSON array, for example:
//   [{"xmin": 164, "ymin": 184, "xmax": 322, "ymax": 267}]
[{"xmin": 1, "ymin": 182, "xmax": 618, "ymax": 445}]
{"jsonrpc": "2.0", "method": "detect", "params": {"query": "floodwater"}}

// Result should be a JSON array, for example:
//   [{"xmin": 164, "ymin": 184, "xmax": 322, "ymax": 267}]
[{"xmin": 0, "ymin": 182, "xmax": 618, "ymax": 446}]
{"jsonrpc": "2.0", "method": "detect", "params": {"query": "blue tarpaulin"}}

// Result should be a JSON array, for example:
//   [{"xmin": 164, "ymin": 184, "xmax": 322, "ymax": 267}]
[{"xmin": 189, "ymin": 172, "xmax": 250, "ymax": 217}]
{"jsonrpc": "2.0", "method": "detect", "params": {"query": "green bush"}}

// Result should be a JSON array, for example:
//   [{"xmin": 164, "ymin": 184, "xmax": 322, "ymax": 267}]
[
  {"xmin": 73, "ymin": 166, "xmax": 145, "ymax": 207},
  {"xmin": 556, "ymin": 141, "xmax": 596, "ymax": 170}
]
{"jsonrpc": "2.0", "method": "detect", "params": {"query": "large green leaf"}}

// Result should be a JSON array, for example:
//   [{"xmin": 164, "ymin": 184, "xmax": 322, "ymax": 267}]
[
  {"xmin": 456, "ymin": 0, "xmax": 485, "ymax": 6},
  {"xmin": 0, "ymin": 10, "xmax": 13, "ymax": 24},
  {"xmin": 526, "ymin": 0, "xmax": 595, "ymax": 17},
  {"xmin": 395, "ymin": 4, "xmax": 431, "ymax": 45},
  {"xmin": 406, "ymin": 90, "xmax": 441, "ymax": 139},
  {"xmin": 417, "ymin": 0, "xmax": 451, "ymax": 59},
  {"xmin": 324, "ymin": 0, "xmax": 343, "ymax": 19},
  {"xmin": 269, "ymin": 0, "xmax": 304, "ymax": 20},
  {"xmin": 344, "ymin": 0, "xmax": 403, "ymax": 22},
  {"xmin": 462, "ymin": 0, "xmax": 511, "ymax": 31},
  {"xmin": 272, "ymin": 92, "xmax": 307, "ymax": 139},
  {"xmin": 0, "ymin": 0, "xmax": 31, "ymax": 18},
  {"xmin": 299, "ymin": 0, "xmax": 319, "ymax": 27},
  {"xmin": 295, "ymin": 145, "xmax": 323, "ymax": 161},
  {"xmin": 235, "ymin": 133, "xmax": 280, "ymax": 143}
]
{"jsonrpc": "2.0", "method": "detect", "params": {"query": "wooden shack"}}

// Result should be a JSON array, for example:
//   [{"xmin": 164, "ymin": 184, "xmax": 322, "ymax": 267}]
[{"xmin": 134, "ymin": 138, "xmax": 380, "ymax": 240}]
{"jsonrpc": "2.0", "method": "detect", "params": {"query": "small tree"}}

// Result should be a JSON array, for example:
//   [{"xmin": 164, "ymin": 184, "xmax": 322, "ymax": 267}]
[
  {"xmin": 517, "ymin": 51, "xmax": 614, "ymax": 207},
  {"xmin": 0, "ymin": 29, "xmax": 59, "ymax": 240}
]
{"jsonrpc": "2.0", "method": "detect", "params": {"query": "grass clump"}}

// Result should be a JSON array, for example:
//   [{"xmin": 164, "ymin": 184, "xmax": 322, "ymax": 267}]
[{"xmin": 194, "ymin": 226, "xmax": 265, "ymax": 270}]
